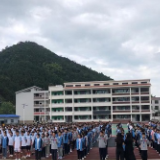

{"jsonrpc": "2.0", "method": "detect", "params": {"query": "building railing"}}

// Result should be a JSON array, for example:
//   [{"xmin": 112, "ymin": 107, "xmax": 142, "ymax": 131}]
[{"xmin": 34, "ymin": 97, "xmax": 49, "ymax": 99}]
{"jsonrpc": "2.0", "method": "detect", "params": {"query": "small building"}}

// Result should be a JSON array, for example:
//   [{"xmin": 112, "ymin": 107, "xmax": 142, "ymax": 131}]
[
  {"xmin": 0, "ymin": 114, "xmax": 20, "ymax": 124},
  {"xmin": 151, "ymin": 97, "xmax": 160, "ymax": 120}
]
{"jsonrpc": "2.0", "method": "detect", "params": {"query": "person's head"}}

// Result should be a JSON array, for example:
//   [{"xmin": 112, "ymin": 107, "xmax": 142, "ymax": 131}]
[
  {"xmin": 142, "ymin": 132, "xmax": 145, "ymax": 138},
  {"xmin": 78, "ymin": 134, "xmax": 81, "ymax": 139},
  {"xmin": 10, "ymin": 131, "xmax": 13, "ymax": 136},
  {"xmin": 27, "ymin": 131, "xmax": 30, "ymax": 135},
  {"xmin": 3, "ymin": 131, "xmax": 6, "ymax": 136},
  {"xmin": 52, "ymin": 132, "xmax": 56, "ymax": 137},
  {"xmin": 58, "ymin": 131, "xmax": 61, "ymax": 136},
  {"xmin": 16, "ymin": 130, "xmax": 19, "ymax": 136},
  {"xmin": 100, "ymin": 131, "xmax": 104, "ymax": 136},
  {"xmin": 64, "ymin": 129, "xmax": 68, "ymax": 133},
  {"xmin": 37, "ymin": 133, "xmax": 40, "ymax": 138}
]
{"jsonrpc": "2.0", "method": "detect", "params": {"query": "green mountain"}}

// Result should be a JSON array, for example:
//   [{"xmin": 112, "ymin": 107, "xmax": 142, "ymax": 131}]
[{"xmin": 0, "ymin": 41, "xmax": 112, "ymax": 103}]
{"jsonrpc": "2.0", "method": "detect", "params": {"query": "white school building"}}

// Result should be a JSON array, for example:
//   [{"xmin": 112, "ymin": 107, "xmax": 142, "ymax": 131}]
[{"xmin": 16, "ymin": 79, "xmax": 152, "ymax": 123}]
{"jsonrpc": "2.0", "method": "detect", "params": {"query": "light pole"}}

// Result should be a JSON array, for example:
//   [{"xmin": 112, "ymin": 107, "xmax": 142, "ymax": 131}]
[{"xmin": 22, "ymin": 104, "xmax": 28, "ymax": 124}]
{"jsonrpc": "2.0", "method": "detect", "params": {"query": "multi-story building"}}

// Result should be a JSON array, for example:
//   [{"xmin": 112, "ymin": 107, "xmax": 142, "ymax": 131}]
[
  {"xmin": 49, "ymin": 79, "xmax": 152, "ymax": 122},
  {"xmin": 16, "ymin": 79, "xmax": 152, "ymax": 123},
  {"xmin": 151, "ymin": 97, "xmax": 160, "ymax": 120},
  {"xmin": 16, "ymin": 86, "xmax": 49, "ymax": 123}
]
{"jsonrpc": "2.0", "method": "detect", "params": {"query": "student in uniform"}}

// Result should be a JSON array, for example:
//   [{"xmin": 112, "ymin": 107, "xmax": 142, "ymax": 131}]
[
  {"xmin": 35, "ymin": 133, "xmax": 42, "ymax": 160},
  {"xmin": 51, "ymin": 132, "xmax": 58, "ymax": 160},
  {"xmin": 57, "ymin": 131, "xmax": 63, "ymax": 160},
  {"xmin": 44, "ymin": 133, "xmax": 50, "ymax": 158},
  {"xmin": 97, "ymin": 131, "xmax": 107, "ymax": 160},
  {"xmin": 41, "ymin": 133, "xmax": 46, "ymax": 158},
  {"xmin": 26, "ymin": 131, "xmax": 32, "ymax": 157},
  {"xmin": 0, "ymin": 130, "xmax": 2, "ymax": 155},
  {"xmin": 31, "ymin": 132, "xmax": 35, "ymax": 155},
  {"xmin": 21, "ymin": 131, "xmax": 27, "ymax": 159},
  {"xmin": 1, "ymin": 131, "xmax": 9, "ymax": 159},
  {"xmin": 14, "ymin": 130, "xmax": 22, "ymax": 160},
  {"xmin": 63, "ymin": 129, "xmax": 69, "ymax": 155},
  {"xmin": 140, "ymin": 133, "xmax": 149, "ymax": 160},
  {"xmin": 76, "ymin": 134, "xmax": 83, "ymax": 160},
  {"xmin": 8, "ymin": 131, "xmax": 14, "ymax": 157}
]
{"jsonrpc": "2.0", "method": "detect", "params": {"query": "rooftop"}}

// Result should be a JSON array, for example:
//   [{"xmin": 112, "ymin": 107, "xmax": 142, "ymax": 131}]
[{"xmin": 0, "ymin": 114, "xmax": 20, "ymax": 118}]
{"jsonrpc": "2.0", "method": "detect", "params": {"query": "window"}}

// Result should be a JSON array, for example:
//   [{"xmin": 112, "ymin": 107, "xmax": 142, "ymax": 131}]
[
  {"xmin": 85, "ymin": 84, "xmax": 90, "ymax": 86},
  {"xmin": 122, "ymin": 82, "xmax": 128, "ymax": 85},
  {"xmin": 104, "ymin": 83, "xmax": 109, "ymax": 85},
  {"xmin": 113, "ymin": 83, "xmax": 119, "ymax": 85},
  {"xmin": 155, "ymin": 106, "xmax": 159, "ymax": 110},
  {"xmin": 75, "ymin": 85, "xmax": 81, "ymax": 87},
  {"xmin": 66, "ymin": 85, "xmax": 73, "ymax": 87},
  {"xmin": 155, "ymin": 100, "xmax": 159, "ymax": 104},
  {"xmin": 11, "ymin": 119, "xmax": 14, "ymax": 123},
  {"xmin": 132, "ymin": 82, "xmax": 138, "ymax": 84},
  {"xmin": 141, "ymin": 82, "xmax": 147, "ymax": 84},
  {"xmin": 94, "ymin": 84, "xmax": 100, "ymax": 86}
]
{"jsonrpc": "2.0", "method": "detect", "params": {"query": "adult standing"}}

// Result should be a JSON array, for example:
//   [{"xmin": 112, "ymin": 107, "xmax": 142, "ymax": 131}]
[
  {"xmin": 115, "ymin": 133, "xmax": 124, "ymax": 160},
  {"xmin": 124, "ymin": 133, "xmax": 136, "ymax": 160}
]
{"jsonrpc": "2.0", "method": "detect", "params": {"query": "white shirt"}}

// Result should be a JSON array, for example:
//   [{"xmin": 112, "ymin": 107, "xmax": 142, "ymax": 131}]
[
  {"xmin": 9, "ymin": 136, "xmax": 14, "ymax": 146},
  {"xmin": 26, "ymin": 135, "xmax": 31, "ymax": 146},
  {"xmin": 37, "ymin": 138, "xmax": 40, "ymax": 149},
  {"xmin": 14, "ymin": 136, "xmax": 21, "ymax": 150},
  {"xmin": 21, "ymin": 135, "xmax": 27, "ymax": 146}
]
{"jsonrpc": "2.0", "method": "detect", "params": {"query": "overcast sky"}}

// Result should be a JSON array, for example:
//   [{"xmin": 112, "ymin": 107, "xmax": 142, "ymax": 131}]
[{"xmin": 0, "ymin": 0, "xmax": 160, "ymax": 96}]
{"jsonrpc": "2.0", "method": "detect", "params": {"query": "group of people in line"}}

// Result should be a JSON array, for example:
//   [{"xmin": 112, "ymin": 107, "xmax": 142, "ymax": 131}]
[
  {"xmin": 0, "ymin": 121, "xmax": 111, "ymax": 160},
  {"xmin": 1, "ymin": 120, "xmax": 160, "ymax": 160},
  {"xmin": 115, "ymin": 120, "xmax": 160, "ymax": 160}
]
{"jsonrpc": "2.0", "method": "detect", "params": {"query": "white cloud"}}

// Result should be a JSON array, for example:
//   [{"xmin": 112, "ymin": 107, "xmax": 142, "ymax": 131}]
[{"xmin": 0, "ymin": 0, "xmax": 160, "ymax": 96}]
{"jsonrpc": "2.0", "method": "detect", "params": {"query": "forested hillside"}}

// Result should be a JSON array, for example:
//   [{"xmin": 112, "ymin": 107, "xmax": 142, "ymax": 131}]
[{"xmin": 0, "ymin": 41, "xmax": 112, "ymax": 103}]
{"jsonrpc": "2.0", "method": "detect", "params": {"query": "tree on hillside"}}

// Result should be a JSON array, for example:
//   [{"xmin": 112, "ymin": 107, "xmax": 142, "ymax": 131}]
[{"xmin": 0, "ymin": 102, "xmax": 15, "ymax": 114}]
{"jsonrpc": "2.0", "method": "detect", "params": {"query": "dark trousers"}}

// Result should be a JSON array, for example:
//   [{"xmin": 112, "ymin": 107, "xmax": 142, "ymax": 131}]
[
  {"xmin": 77, "ymin": 150, "xmax": 82, "ymax": 159},
  {"xmin": 9, "ymin": 145, "xmax": 14, "ymax": 155},
  {"xmin": 106, "ymin": 145, "xmax": 108, "ymax": 156},
  {"xmin": 157, "ymin": 144, "xmax": 160, "ymax": 153},
  {"xmin": 52, "ymin": 149, "xmax": 57, "ymax": 160},
  {"xmin": 99, "ymin": 148, "xmax": 106, "ymax": 160},
  {"xmin": 141, "ymin": 150, "xmax": 147, "ymax": 160},
  {"xmin": 35, "ymin": 150, "xmax": 41, "ymax": 160},
  {"xmin": 72, "ymin": 140, "xmax": 76, "ymax": 150},
  {"xmin": 64, "ymin": 143, "xmax": 69, "ymax": 154},
  {"xmin": 84, "ymin": 148, "xmax": 87, "ymax": 156},
  {"xmin": 42, "ymin": 147, "xmax": 45, "ymax": 157},
  {"xmin": 116, "ymin": 148, "xmax": 124, "ymax": 160}
]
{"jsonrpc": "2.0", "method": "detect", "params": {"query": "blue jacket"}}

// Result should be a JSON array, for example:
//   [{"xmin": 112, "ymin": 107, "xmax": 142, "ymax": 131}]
[
  {"xmin": 63, "ymin": 133, "xmax": 69, "ymax": 144},
  {"xmin": 2, "ymin": 136, "xmax": 8, "ymax": 148},
  {"xmin": 76, "ymin": 138, "xmax": 83, "ymax": 151},
  {"xmin": 35, "ymin": 138, "xmax": 42, "ymax": 151},
  {"xmin": 57, "ymin": 136, "xmax": 63, "ymax": 148}
]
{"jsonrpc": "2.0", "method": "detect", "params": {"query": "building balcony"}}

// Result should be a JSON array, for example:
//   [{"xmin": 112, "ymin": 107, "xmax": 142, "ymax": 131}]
[
  {"xmin": 112, "ymin": 110, "xmax": 131, "ymax": 113},
  {"xmin": 112, "ymin": 101, "xmax": 130, "ymax": 104},
  {"xmin": 34, "ymin": 112, "xmax": 50, "ymax": 115},
  {"xmin": 93, "ymin": 110, "xmax": 111, "ymax": 115},
  {"xmin": 132, "ymin": 110, "xmax": 140, "ymax": 112},
  {"xmin": 74, "ymin": 111, "xmax": 92, "ymax": 115},
  {"xmin": 34, "ymin": 104, "xmax": 49, "ymax": 108},
  {"xmin": 34, "ymin": 96, "xmax": 49, "ymax": 100},
  {"xmin": 141, "ymin": 100, "xmax": 150, "ymax": 103},
  {"xmin": 141, "ymin": 109, "xmax": 150, "ymax": 112},
  {"xmin": 112, "ymin": 93, "xmax": 130, "ymax": 96}
]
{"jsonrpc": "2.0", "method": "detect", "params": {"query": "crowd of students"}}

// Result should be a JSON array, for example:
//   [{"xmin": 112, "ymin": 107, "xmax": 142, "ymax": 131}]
[
  {"xmin": 0, "ymin": 122, "xmax": 111, "ymax": 160},
  {"xmin": 115, "ymin": 120, "xmax": 160, "ymax": 160}
]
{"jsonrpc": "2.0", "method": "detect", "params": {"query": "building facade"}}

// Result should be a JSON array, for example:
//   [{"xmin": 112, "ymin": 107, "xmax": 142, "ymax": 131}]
[
  {"xmin": 16, "ymin": 86, "xmax": 49, "ymax": 123},
  {"xmin": 151, "ymin": 97, "xmax": 160, "ymax": 120},
  {"xmin": 16, "ymin": 79, "xmax": 152, "ymax": 123},
  {"xmin": 49, "ymin": 79, "xmax": 152, "ymax": 122}
]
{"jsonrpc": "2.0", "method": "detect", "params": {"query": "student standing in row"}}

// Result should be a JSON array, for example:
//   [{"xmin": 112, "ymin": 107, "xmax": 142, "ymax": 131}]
[
  {"xmin": 2, "ymin": 131, "xmax": 9, "ymax": 159},
  {"xmin": 44, "ymin": 133, "xmax": 50, "ymax": 158},
  {"xmin": 57, "ymin": 131, "xmax": 63, "ymax": 159},
  {"xmin": 8, "ymin": 131, "xmax": 14, "ymax": 157},
  {"xmin": 97, "ymin": 131, "xmax": 107, "ymax": 160},
  {"xmin": 26, "ymin": 131, "xmax": 32, "ymax": 157},
  {"xmin": 35, "ymin": 133, "xmax": 42, "ymax": 160},
  {"xmin": 14, "ymin": 130, "xmax": 22, "ymax": 160},
  {"xmin": 76, "ymin": 134, "xmax": 83, "ymax": 160},
  {"xmin": 140, "ymin": 133, "xmax": 148, "ymax": 160},
  {"xmin": 51, "ymin": 132, "xmax": 58, "ymax": 160}
]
